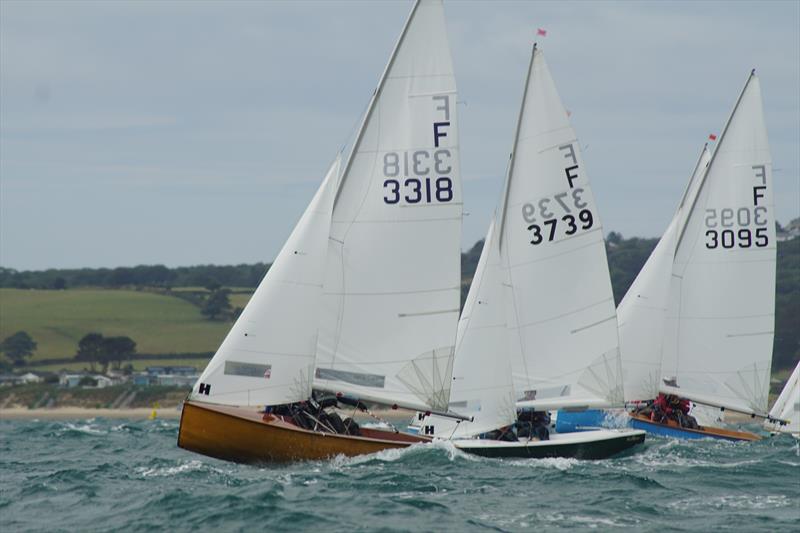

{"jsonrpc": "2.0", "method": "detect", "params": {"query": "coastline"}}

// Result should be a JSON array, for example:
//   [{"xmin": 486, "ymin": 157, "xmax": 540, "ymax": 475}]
[
  {"xmin": 0, "ymin": 406, "xmax": 413, "ymax": 422},
  {"xmin": 0, "ymin": 406, "xmax": 182, "ymax": 420}
]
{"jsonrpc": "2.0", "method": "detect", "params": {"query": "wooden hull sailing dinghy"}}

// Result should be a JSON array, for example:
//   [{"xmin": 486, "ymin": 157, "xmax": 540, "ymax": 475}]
[
  {"xmin": 178, "ymin": 401, "xmax": 429, "ymax": 463},
  {"xmin": 560, "ymin": 70, "xmax": 783, "ymax": 442},
  {"xmin": 413, "ymin": 44, "xmax": 645, "ymax": 459},
  {"xmin": 179, "ymin": 0, "xmax": 471, "ymax": 463}
]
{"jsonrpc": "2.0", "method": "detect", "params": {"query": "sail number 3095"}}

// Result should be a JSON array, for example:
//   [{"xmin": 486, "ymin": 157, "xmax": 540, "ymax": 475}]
[{"xmin": 383, "ymin": 150, "xmax": 454, "ymax": 204}]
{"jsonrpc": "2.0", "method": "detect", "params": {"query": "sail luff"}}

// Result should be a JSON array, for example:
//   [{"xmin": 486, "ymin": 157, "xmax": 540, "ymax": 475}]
[
  {"xmin": 677, "ymin": 144, "xmax": 709, "ymax": 212},
  {"xmin": 497, "ymin": 43, "xmax": 537, "ymax": 250},
  {"xmin": 674, "ymin": 71, "xmax": 755, "ymax": 252},
  {"xmin": 333, "ymin": 0, "xmax": 421, "ymax": 208}
]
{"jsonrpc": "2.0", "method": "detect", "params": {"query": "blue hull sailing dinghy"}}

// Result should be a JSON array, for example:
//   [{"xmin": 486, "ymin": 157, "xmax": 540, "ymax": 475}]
[
  {"xmin": 412, "ymin": 44, "xmax": 645, "ymax": 459},
  {"xmin": 559, "ymin": 70, "xmax": 784, "ymax": 441},
  {"xmin": 178, "ymin": 0, "xmax": 472, "ymax": 464}
]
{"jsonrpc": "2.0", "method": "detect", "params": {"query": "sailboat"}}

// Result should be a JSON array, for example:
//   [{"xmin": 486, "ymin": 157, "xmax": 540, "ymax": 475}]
[
  {"xmin": 601, "ymin": 70, "xmax": 778, "ymax": 441},
  {"xmin": 765, "ymin": 362, "xmax": 799, "ymax": 438},
  {"xmin": 178, "ymin": 0, "xmax": 469, "ymax": 463},
  {"xmin": 413, "ymin": 44, "xmax": 645, "ymax": 459}
]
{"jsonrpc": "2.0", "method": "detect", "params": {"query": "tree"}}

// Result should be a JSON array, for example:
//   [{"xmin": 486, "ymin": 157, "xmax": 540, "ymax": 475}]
[
  {"xmin": 102, "ymin": 336, "xmax": 137, "ymax": 370},
  {"xmin": 201, "ymin": 289, "xmax": 232, "ymax": 320},
  {"xmin": 76, "ymin": 333, "xmax": 105, "ymax": 372},
  {"xmin": 52, "ymin": 277, "xmax": 67, "ymax": 290},
  {"xmin": 607, "ymin": 231, "xmax": 623, "ymax": 245},
  {"xmin": 0, "ymin": 331, "xmax": 37, "ymax": 366}
]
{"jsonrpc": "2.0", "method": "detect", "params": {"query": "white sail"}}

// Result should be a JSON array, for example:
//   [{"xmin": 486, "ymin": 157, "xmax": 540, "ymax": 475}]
[
  {"xmin": 314, "ymin": 0, "xmax": 462, "ymax": 413},
  {"xmin": 501, "ymin": 46, "xmax": 623, "ymax": 411},
  {"xmin": 618, "ymin": 146, "xmax": 711, "ymax": 402},
  {"xmin": 660, "ymin": 71, "xmax": 775, "ymax": 416},
  {"xmin": 767, "ymin": 362, "xmax": 800, "ymax": 435},
  {"xmin": 433, "ymin": 218, "xmax": 516, "ymax": 437},
  {"xmin": 191, "ymin": 157, "xmax": 341, "ymax": 406}
]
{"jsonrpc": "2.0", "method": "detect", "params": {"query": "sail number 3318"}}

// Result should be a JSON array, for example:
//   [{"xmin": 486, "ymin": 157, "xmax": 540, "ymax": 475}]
[{"xmin": 383, "ymin": 95, "xmax": 454, "ymax": 205}]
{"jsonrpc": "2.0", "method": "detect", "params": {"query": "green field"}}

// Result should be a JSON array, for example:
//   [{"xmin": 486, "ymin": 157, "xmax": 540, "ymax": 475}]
[{"xmin": 0, "ymin": 288, "xmax": 230, "ymax": 361}]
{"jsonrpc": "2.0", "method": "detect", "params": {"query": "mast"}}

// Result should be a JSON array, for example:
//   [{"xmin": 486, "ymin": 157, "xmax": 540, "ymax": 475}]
[{"xmin": 498, "ymin": 43, "xmax": 537, "ymax": 249}]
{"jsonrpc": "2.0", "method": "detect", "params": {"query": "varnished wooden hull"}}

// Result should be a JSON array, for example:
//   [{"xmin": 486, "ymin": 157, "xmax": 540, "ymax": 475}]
[
  {"xmin": 177, "ymin": 400, "xmax": 430, "ymax": 463},
  {"xmin": 629, "ymin": 413, "xmax": 762, "ymax": 442}
]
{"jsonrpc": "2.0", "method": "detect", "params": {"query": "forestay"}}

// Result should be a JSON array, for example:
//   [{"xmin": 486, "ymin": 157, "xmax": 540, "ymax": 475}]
[
  {"xmin": 660, "ymin": 72, "xmax": 775, "ymax": 416},
  {"xmin": 191, "ymin": 157, "xmax": 341, "ymax": 406},
  {"xmin": 618, "ymin": 146, "xmax": 711, "ymax": 402},
  {"xmin": 502, "ymin": 46, "xmax": 623, "ymax": 411},
  {"xmin": 314, "ymin": 0, "xmax": 463, "ymax": 413}
]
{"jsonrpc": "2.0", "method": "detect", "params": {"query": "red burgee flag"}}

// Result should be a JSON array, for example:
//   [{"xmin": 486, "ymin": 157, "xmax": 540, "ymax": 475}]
[
  {"xmin": 537, "ymin": 28, "xmax": 547, "ymax": 37},
  {"xmin": 708, "ymin": 133, "xmax": 718, "ymax": 141}
]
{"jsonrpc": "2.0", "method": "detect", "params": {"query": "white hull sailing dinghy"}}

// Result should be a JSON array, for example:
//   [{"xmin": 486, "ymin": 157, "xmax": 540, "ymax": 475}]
[
  {"xmin": 412, "ymin": 44, "xmax": 645, "ymax": 460},
  {"xmin": 764, "ymin": 362, "xmax": 799, "ymax": 438},
  {"xmin": 178, "ymin": 0, "xmax": 471, "ymax": 463},
  {"xmin": 560, "ymin": 71, "xmax": 783, "ymax": 442}
]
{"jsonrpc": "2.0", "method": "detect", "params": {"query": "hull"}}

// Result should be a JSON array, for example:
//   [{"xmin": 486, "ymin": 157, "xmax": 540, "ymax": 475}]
[
  {"xmin": 178, "ymin": 400, "xmax": 430, "ymax": 463},
  {"xmin": 628, "ymin": 413, "xmax": 761, "ymax": 442},
  {"xmin": 452, "ymin": 429, "xmax": 646, "ymax": 460}
]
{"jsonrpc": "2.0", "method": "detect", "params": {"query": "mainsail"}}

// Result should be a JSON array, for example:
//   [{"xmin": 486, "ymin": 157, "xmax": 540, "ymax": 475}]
[
  {"xmin": 659, "ymin": 71, "xmax": 775, "ymax": 416},
  {"xmin": 502, "ymin": 45, "xmax": 623, "ymax": 411},
  {"xmin": 617, "ymin": 146, "xmax": 711, "ymax": 402},
  {"xmin": 314, "ymin": 0, "xmax": 463, "ymax": 413},
  {"xmin": 191, "ymin": 157, "xmax": 341, "ymax": 406}
]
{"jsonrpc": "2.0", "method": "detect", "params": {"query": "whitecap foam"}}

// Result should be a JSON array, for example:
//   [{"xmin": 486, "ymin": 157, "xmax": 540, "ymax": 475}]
[
  {"xmin": 516, "ymin": 456, "xmax": 580, "ymax": 471},
  {"xmin": 668, "ymin": 494, "xmax": 793, "ymax": 511},
  {"xmin": 62, "ymin": 422, "xmax": 106, "ymax": 435},
  {"xmin": 136, "ymin": 460, "xmax": 220, "ymax": 478}
]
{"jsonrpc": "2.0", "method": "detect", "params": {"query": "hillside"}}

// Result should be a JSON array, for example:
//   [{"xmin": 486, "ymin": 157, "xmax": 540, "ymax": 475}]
[
  {"xmin": 0, "ymin": 234, "xmax": 797, "ymax": 372},
  {"xmin": 0, "ymin": 289, "xmax": 227, "ymax": 362}
]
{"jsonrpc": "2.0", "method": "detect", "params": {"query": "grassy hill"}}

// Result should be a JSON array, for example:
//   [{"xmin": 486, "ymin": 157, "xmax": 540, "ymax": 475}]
[{"xmin": 0, "ymin": 288, "xmax": 229, "ymax": 361}]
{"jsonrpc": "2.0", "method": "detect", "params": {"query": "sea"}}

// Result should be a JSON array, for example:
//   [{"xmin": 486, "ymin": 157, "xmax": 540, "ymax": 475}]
[{"xmin": 1, "ymin": 417, "xmax": 798, "ymax": 532}]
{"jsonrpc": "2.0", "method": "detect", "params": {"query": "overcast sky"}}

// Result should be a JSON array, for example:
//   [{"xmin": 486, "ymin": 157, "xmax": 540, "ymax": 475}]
[{"xmin": 1, "ymin": 0, "xmax": 798, "ymax": 271}]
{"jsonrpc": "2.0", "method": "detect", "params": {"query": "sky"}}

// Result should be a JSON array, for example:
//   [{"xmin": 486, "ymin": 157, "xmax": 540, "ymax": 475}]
[{"xmin": 1, "ymin": 0, "xmax": 798, "ymax": 271}]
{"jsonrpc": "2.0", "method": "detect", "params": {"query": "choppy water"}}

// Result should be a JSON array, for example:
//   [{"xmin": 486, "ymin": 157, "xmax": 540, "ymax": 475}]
[{"xmin": 1, "ymin": 418, "xmax": 798, "ymax": 532}]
